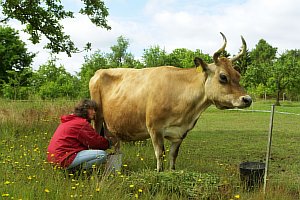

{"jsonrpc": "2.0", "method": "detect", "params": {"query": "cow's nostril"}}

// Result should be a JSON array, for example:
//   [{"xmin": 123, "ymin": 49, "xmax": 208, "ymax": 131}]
[{"xmin": 242, "ymin": 96, "xmax": 252, "ymax": 106}]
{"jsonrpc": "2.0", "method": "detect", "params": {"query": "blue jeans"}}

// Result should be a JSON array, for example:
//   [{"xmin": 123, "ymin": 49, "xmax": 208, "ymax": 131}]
[{"xmin": 67, "ymin": 150, "xmax": 107, "ymax": 170}]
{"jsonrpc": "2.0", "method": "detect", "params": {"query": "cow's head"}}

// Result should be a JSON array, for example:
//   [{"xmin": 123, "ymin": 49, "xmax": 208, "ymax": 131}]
[{"xmin": 194, "ymin": 32, "xmax": 252, "ymax": 109}]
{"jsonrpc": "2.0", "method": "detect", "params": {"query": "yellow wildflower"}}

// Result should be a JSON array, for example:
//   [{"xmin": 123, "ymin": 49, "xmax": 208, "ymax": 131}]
[
  {"xmin": 44, "ymin": 189, "xmax": 50, "ymax": 193},
  {"xmin": 234, "ymin": 194, "xmax": 240, "ymax": 199},
  {"xmin": 4, "ymin": 181, "xmax": 10, "ymax": 185}
]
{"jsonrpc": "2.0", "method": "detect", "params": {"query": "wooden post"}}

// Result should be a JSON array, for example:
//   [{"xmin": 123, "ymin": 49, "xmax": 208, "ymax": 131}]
[{"xmin": 263, "ymin": 105, "xmax": 275, "ymax": 195}]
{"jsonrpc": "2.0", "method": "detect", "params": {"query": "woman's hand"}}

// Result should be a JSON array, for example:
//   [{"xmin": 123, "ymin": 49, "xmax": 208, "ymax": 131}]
[{"xmin": 105, "ymin": 132, "xmax": 120, "ymax": 151}]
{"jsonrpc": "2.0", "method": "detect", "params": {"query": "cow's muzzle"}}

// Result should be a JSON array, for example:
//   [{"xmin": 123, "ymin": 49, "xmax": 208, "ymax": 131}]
[{"xmin": 240, "ymin": 95, "xmax": 252, "ymax": 108}]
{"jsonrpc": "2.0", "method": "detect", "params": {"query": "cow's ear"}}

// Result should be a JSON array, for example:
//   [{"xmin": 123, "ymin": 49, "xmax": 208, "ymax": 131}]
[{"xmin": 194, "ymin": 57, "xmax": 208, "ymax": 71}]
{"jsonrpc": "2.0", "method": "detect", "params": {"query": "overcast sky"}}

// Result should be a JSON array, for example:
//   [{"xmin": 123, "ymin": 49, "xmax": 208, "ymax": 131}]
[{"xmin": 6, "ymin": 0, "xmax": 300, "ymax": 75}]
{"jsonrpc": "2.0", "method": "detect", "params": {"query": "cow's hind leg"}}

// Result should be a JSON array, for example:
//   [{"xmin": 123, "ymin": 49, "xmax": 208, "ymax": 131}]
[
  {"xmin": 169, "ymin": 139, "xmax": 183, "ymax": 170},
  {"xmin": 149, "ymin": 130, "xmax": 165, "ymax": 172}
]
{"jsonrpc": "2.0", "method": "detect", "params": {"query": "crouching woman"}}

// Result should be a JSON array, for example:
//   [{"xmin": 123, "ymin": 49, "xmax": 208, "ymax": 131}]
[{"xmin": 47, "ymin": 99, "xmax": 112, "ymax": 171}]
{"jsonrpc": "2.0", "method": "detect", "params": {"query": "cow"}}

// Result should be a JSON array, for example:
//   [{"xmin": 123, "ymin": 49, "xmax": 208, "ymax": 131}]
[{"xmin": 89, "ymin": 33, "xmax": 252, "ymax": 172}]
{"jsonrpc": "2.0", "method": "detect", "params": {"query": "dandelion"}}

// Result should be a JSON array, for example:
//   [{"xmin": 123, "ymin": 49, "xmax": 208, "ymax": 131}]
[
  {"xmin": 44, "ymin": 189, "xmax": 50, "ymax": 193},
  {"xmin": 71, "ymin": 186, "xmax": 76, "ymax": 190},
  {"xmin": 129, "ymin": 184, "xmax": 134, "ymax": 188},
  {"xmin": 135, "ymin": 194, "xmax": 138, "ymax": 198},
  {"xmin": 95, "ymin": 188, "xmax": 100, "ymax": 192},
  {"xmin": 27, "ymin": 176, "xmax": 32, "ymax": 180},
  {"xmin": 138, "ymin": 189, "xmax": 143, "ymax": 193},
  {"xmin": 140, "ymin": 158, "xmax": 144, "ymax": 161},
  {"xmin": 123, "ymin": 164, "xmax": 128, "ymax": 167},
  {"xmin": 4, "ymin": 181, "xmax": 10, "ymax": 185},
  {"xmin": 2, "ymin": 193, "xmax": 9, "ymax": 197},
  {"xmin": 234, "ymin": 194, "xmax": 240, "ymax": 199}
]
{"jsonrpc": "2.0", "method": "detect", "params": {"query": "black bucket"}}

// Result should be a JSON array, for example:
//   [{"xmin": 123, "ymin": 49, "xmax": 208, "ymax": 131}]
[{"xmin": 239, "ymin": 161, "xmax": 265, "ymax": 190}]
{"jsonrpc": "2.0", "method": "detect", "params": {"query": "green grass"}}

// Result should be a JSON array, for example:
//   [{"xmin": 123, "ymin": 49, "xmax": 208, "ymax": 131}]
[{"xmin": 0, "ymin": 99, "xmax": 299, "ymax": 199}]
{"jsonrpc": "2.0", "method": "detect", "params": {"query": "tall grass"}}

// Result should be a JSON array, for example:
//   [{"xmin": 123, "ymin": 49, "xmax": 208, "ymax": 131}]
[{"xmin": 0, "ymin": 99, "xmax": 299, "ymax": 199}]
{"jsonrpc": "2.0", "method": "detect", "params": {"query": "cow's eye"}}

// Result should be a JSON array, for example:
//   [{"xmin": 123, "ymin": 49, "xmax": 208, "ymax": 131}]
[{"xmin": 219, "ymin": 74, "xmax": 228, "ymax": 84}]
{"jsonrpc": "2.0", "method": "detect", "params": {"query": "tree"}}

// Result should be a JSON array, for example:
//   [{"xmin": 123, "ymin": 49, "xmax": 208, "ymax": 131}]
[
  {"xmin": 34, "ymin": 59, "xmax": 80, "ymax": 99},
  {"xmin": 1, "ymin": 68, "xmax": 34, "ymax": 99},
  {"xmin": 142, "ymin": 47, "xmax": 211, "ymax": 68},
  {"xmin": 107, "ymin": 36, "xmax": 134, "ymax": 67},
  {"xmin": 168, "ymin": 48, "xmax": 212, "ymax": 68},
  {"xmin": 284, "ymin": 50, "xmax": 300, "ymax": 100},
  {"xmin": 234, "ymin": 49, "xmax": 251, "ymax": 76},
  {"xmin": 0, "ymin": 26, "xmax": 35, "ymax": 84},
  {"xmin": 78, "ymin": 50, "xmax": 108, "ymax": 98},
  {"xmin": 0, "ymin": 0, "xmax": 110, "ymax": 56},
  {"xmin": 142, "ymin": 45, "xmax": 168, "ymax": 67},
  {"xmin": 268, "ymin": 49, "xmax": 300, "ymax": 105},
  {"xmin": 242, "ymin": 39, "xmax": 277, "ymax": 97},
  {"xmin": 167, "ymin": 48, "xmax": 195, "ymax": 68}
]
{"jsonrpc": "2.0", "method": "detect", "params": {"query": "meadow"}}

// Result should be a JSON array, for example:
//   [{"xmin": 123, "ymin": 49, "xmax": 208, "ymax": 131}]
[{"xmin": 0, "ymin": 100, "xmax": 299, "ymax": 200}]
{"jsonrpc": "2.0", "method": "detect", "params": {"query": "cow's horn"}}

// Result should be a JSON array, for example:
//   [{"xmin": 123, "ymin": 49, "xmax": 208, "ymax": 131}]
[
  {"xmin": 213, "ymin": 32, "xmax": 227, "ymax": 64},
  {"xmin": 231, "ymin": 35, "xmax": 247, "ymax": 62}
]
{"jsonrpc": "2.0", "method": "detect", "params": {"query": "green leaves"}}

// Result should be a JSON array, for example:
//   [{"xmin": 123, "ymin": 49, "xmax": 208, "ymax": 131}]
[
  {"xmin": 0, "ymin": 26, "xmax": 35, "ymax": 83},
  {"xmin": 142, "ymin": 47, "xmax": 212, "ymax": 68},
  {"xmin": 79, "ymin": 0, "xmax": 110, "ymax": 29},
  {"xmin": 0, "ymin": 0, "xmax": 110, "ymax": 56}
]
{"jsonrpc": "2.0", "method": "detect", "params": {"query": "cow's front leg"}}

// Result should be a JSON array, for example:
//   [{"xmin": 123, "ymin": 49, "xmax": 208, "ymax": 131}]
[
  {"xmin": 149, "ymin": 130, "xmax": 165, "ymax": 172},
  {"xmin": 169, "ymin": 139, "xmax": 183, "ymax": 170}
]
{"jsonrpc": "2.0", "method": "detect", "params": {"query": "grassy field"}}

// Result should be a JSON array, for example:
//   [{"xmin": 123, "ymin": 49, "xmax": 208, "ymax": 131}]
[{"xmin": 0, "ymin": 100, "xmax": 299, "ymax": 199}]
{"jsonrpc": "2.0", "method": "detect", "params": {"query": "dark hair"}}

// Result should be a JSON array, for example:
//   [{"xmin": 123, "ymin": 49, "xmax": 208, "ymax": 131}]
[{"xmin": 74, "ymin": 99, "xmax": 98, "ymax": 120}]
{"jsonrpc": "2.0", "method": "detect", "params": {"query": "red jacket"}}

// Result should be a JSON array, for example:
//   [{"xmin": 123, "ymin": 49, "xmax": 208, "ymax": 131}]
[{"xmin": 47, "ymin": 114, "xmax": 110, "ymax": 168}]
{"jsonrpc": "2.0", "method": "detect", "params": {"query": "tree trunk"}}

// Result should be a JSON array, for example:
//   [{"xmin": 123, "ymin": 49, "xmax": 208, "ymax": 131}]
[{"xmin": 275, "ymin": 90, "xmax": 281, "ymax": 106}]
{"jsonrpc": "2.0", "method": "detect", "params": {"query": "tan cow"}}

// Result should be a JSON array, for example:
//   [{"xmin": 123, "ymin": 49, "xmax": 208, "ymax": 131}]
[{"xmin": 89, "ymin": 33, "xmax": 252, "ymax": 172}]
